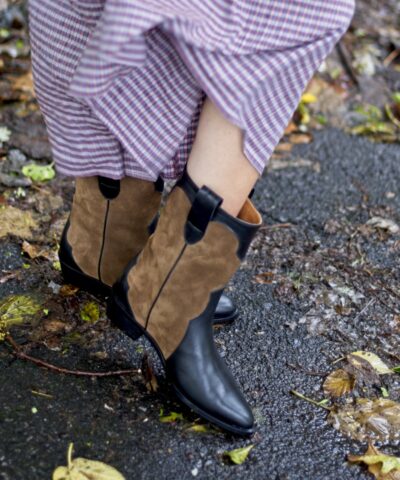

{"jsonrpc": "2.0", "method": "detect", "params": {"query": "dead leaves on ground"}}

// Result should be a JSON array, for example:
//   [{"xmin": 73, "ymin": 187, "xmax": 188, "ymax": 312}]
[
  {"xmin": 223, "ymin": 445, "xmax": 254, "ymax": 465},
  {"xmin": 349, "ymin": 444, "xmax": 400, "ymax": 480},
  {"xmin": 53, "ymin": 443, "xmax": 125, "ymax": 480},
  {"xmin": 0, "ymin": 204, "xmax": 37, "ymax": 239},
  {"xmin": 323, "ymin": 351, "xmax": 396, "ymax": 401},
  {"xmin": 323, "ymin": 369, "xmax": 355, "ymax": 398},
  {"xmin": 329, "ymin": 398, "xmax": 400, "ymax": 443}
]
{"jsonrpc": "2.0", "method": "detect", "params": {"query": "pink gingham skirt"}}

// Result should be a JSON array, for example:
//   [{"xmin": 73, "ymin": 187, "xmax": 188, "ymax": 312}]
[{"xmin": 29, "ymin": 0, "xmax": 355, "ymax": 180}]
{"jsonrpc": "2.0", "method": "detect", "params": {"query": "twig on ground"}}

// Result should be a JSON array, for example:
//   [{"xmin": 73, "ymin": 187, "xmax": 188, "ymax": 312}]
[
  {"xmin": 353, "ymin": 298, "xmax": 375, "ymax": 323},
  {"xmin": 383, "ymin": 48, "xmax": 400, "ymax": 67},
  {"xmin": 5, "ymin": 334, "xmax": 140, "ymax": 377},
  {"xmin": 0, "ymin": 270, "xmax": 20, "ymax": 284},
  {"xmin": 290, "ymin": 390, "xmax": 332, "ymax": 411}
]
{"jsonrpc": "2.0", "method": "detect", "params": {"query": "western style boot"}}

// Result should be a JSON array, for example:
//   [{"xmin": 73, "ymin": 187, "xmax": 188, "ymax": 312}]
[
  {"xmin": 108, "ymin": 171, "xmax": 262, "ymax": 435},
  {"xmin": 59, "ymin": 176, "xmax": 237, "ymax": 324}
]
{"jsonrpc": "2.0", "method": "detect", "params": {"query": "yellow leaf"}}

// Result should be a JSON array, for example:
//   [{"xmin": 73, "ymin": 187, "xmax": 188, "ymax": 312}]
[
  {"xmin": 323, "ymin": 369, "xmax": 355, "ymax": 397},
  {"xmin": 0, "ymin": 294, "xmax": 42, "ymax": 337},
  {"xmin": 80, "ymin": 302, "xmax": 100, "ymax": 323},
  {"xmin": 224, "ymin": 445, "xmax": 254, "ymax": 465},
  {"xmin": 301, "ymin": 93, "xmax": 318, "ymax": 104},
  {"xmin": 22, "ymin": 162, "xmax": 55, "ymax": 182},
  {"xmin": 348, "ymin": 444, "xmax": 400, "ymax": 479},
  {"xmin": 159, "ymin": 411, "xmax": 184, "ymax": 423},
  {"xmin": 186, "ymin": 424, "xmax": 210, "ymax": 433},
  {"xmin": 53, "ymin": 443, "xmax": 125, "ymax": 480},
  {"xmin": 350, "ymin": 351, "xmax": 393, "ymax": 375}
]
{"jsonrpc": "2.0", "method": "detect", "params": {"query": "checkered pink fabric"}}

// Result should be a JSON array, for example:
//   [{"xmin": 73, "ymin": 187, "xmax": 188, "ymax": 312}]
[{"xmin": 29, "ymin": 0, "xmax": 355, "ymax": 181}]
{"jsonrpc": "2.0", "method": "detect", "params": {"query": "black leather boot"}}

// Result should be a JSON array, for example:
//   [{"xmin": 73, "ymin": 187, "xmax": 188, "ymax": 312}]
[
  {"xmin": 108, "ymin": 171, "xmax": 262, "ymax": 434},
  {"xmin": 59, "ymin": 176, "xmax": 238, "ymax": 325}
]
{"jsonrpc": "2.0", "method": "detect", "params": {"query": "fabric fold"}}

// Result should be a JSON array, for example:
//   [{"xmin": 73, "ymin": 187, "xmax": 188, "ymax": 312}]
[{"xmin": 29, "ymin": 0, "xmax": 355, "ymax": 180}]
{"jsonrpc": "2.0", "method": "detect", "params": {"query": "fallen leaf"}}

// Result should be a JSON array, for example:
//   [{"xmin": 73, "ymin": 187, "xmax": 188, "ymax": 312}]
[
  {"xmin": 367, "ymin": 217, "xmax": 399, "ymax": 234},
  {"xmin": 301, "ymin": 93, "xmax": 318, "ymax": 104},
  {"xmin": 329, "ymin": 398, "xmax": 400, "ymax": 442},
  {"xmin": 186, "ymin": 424, "xmax": 211, "ymax": 433},
  {"xmin": 0, "ymin": 294, "xmax": 42, "ymax": 339},
  {"xmin": 22, "ymin": 162, "xmax": 55, "ymax": 182},
  {"xmin": 275, "ymin": 142, "xmax": 293, "ymax": 153},
  {"xmin": 80, "ymin": 301, "xmax": 100, "ymax": 323},
  {"xmin": 323, "ymin": 369, "xmax": 355, "ymax": 397},
  {"xmin": 159, "ymin": 411, "xmax": 184, "ymax": 423},
  {"xmin": 141, "ymin": 353, "xmax": 158, "ymax": 393},
  {"xmin": 289, "ymin": 133, "xmax": 313, "ymax": 144},
  {"xmin": 53, "ymin": 443, "xmax": 125, "ymax": 480},
  {"xmin": 350, "ymin": 352, "xmax": 393, "ymax": 375},
  {"xmin": 223, "ymin": 445, "xmax": 254, "ymax": 465},
  {"xmin": 0, "ymin": 126, "xmax": 11, "ymax": 144},
  {"xmin": 22, "ymin": 240, "xmax": 40, "ymax": 259},
  {"xmin": 348, "ymin": 444, "xmax": 400, "ymax": 479},
  {"xmin": 0, "ymin": 205, "xmax": 37, "ymax": 239},
  {"xmin": 59, "ymin": 285, "xmax": 79, "ymax": 297},
  {"xmin": 253, "ymin": 272, "xmax": 275, "ymax": 284}
]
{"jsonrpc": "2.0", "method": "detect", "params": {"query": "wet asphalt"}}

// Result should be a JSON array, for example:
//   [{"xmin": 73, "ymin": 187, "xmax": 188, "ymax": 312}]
[{"xmin": 0, "ymin": 128, "xmax": 399, "ymax": 479}]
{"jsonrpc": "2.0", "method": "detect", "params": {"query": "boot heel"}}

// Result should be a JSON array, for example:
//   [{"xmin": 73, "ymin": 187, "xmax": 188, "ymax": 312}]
[{"xmin": 107, "ymin": 297, "xmax": 143, "ymax": 341}]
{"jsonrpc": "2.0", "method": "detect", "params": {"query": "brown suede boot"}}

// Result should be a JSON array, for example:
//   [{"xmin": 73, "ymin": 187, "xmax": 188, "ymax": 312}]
[
  {"xmin": 59, "ymin": 176, "xmax": 163, "ymax": 295},
  {"xmin": 108, "ymin": 171, "xmax": 262, "ymax": 435},
  {"xmin": 59, "ymin": 176, "xmax": 238, "ymax": 324}
]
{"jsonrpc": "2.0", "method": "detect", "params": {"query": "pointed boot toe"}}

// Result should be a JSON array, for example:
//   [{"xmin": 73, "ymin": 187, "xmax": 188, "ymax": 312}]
[
  {"xmin": 109, "ymin": 171, "xmax": 262, "ymax": 435},
  {"xmin": 166, "ymin": 297, "xmax": 254, "ymax": 434}
]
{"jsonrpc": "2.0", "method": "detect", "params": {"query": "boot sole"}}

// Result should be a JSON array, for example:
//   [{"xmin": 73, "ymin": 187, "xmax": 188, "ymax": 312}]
[
  {"xmin": 107, "ymin": 295, "xmax": 254, "ymax": 437},
  {"xmin": 60, "ymin": 260, "xmax": 238, "ymax": 325}
]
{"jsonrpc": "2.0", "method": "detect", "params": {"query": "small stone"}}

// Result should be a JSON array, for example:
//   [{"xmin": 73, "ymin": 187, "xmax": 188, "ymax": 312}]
[{"xmin": 191, "ymin": 468, "xmax": 199, "ymax": 477}]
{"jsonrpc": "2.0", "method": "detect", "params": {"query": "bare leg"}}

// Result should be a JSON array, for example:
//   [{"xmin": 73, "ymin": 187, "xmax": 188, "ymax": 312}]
[{"xmin": 187, "ymin": 97, "xmax": 260, "ymax": 217}]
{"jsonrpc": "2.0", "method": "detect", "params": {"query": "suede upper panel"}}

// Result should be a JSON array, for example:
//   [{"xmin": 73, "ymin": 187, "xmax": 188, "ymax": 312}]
[
  {"xmin": 127, "ymin": 187, "xmax": 190, "ymax": 328},
  {"xmin": 127, "ymin": 185, "xmax": 242, "ymax": 359},
  {"xmin": 67, "ymin": 177, "xmax": 108, "ymax": 279},
  {"xmin": 147, "ymin": 221, "xmax": 240, "ymax": 358},
  {"xmin": 100, "ymin": 178, "xmax": 162, "ymax": 286}
]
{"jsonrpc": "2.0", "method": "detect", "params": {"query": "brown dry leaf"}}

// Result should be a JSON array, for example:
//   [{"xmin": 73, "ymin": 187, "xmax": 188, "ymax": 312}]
[
  {"xmin": 22, "ymin": 241, "xmax": 59, "ymax": 263},
  {"xmin": 253, "ymin": 272, "xmax": 275, "ymax": 284},
  {"xmin": 9, "ymin": 70, "xmax": 35, "ymax": 101},
  {"xmin": 142, "ymin": 353, "xmax": 159, "ymax": 393},
  {"xmin": 328, "ymin": 398, "xmax": 400, "ymax": 442},
  {"xmin": 284, "ymin": 121, "xmax": 298, "ymax": 135},
  {"xmin": 0, "ymin": 205, "xmax": 37, "ymax": 239},
  {"xmin": 289, "ymin": 133, "xmax": 313, "ymax": 144},
  {"xmin": 323, "ymin": 369, "xmax": 355, "ymax": 397},
  {"xmin": 22, "ymin": 240, "xmax": 41, "ymax": 259},
  {"xmin": 59, "ymin": 285, "xmax": 79, "ymax": 297},
  {"xmin": 349, "ymin": 444, "xmax": 400, "ymax": 480},
  {"xmin": 275, "ymin": 142, "xmax": 293, "ymax": 153}
]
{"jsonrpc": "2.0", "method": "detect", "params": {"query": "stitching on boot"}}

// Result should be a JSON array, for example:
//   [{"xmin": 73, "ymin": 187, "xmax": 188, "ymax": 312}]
[
  {"xmin": 97, "ymin": 200, "xmax": 111, "ymax": 283},
  {"xmin": 144, "ymin": 244, "xmax": 187, "ymax": 331}
]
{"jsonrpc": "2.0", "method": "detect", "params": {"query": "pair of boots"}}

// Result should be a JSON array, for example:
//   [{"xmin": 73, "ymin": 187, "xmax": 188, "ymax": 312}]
[{"xmin": 59, "ymin": 172, "xmax": 262, "ymax": 435}]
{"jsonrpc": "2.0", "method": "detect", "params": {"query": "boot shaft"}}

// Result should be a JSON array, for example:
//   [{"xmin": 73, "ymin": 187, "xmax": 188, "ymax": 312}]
[
  {"xmin": 127, "ymin": 172, "xmax": 262, "ymax": 358},
  {"xmin": 66, "ymin": 176, "xmax": 163, "ymax": 286}
]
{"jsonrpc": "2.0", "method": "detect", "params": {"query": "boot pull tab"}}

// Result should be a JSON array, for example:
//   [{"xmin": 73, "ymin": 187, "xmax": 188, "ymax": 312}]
[
  {"xmin": 98, "ymin": 176, "xmax": 121, "ymax": 199},
  {"xmin": 185, "ymin": 186, "xmax": 222, "ymax": 244}
]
